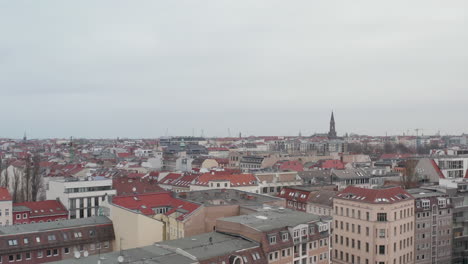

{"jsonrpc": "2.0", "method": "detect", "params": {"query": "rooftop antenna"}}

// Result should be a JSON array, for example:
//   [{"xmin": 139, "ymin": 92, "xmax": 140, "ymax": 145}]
[{"xmin": 228, "ymin": 128, "xmax": 231, "ymax": 137}]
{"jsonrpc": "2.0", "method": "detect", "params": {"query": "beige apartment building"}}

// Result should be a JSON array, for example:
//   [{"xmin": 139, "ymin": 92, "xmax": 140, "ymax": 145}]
[{"xmin": 333, "ymin": 186, "xmax": 415, "ymax": 264}]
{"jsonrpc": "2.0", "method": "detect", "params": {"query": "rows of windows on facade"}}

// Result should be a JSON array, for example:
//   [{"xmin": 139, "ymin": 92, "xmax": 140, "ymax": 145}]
[
  {"xmin": 0, "ymin": 208, "xmax": 10, "ymax": 225},
  {"xmin": 3, "ymin": 231, "xmax": 111, "ymax": 263}
]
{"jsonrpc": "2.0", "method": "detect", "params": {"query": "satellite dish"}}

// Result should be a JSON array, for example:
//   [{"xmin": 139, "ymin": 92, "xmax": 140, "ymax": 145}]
[
  {"xmin": 74, "ymin": 251, "xmax": 81, "ymax": 259},
  {"xmin": 83, "ymin": 251, "xmax": 89, "ymax": 257},
  {"xmin": 118, "ymin": 256, "xmax": 125, "ymax": 263}
]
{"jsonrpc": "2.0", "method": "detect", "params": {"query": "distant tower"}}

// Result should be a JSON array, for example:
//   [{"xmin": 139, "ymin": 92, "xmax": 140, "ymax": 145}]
[
  {"xmin": 328, "ymin": 111, "xmax": 337, "ymax": 139},
  {"xmin": 23, "ymin": 131, "xmax": 27, "ymax": 141}
]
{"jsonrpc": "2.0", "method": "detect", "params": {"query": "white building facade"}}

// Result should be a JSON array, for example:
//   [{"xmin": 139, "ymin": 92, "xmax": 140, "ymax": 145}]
[{"xmin": 46, "ymin": 178, "xmax": 116, "ymax": 219}]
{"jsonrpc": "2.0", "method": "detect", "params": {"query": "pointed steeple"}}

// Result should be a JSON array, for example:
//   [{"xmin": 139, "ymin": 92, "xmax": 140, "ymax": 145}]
[{"xmin": 328, "ymin": 111, "xmax": 337, "ymax": 139}]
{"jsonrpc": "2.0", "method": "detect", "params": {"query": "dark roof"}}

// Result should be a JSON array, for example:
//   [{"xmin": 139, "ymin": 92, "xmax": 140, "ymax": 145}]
[{"xmin": 0, "ymin": 216, "xmax": 112, "ymax": 235}]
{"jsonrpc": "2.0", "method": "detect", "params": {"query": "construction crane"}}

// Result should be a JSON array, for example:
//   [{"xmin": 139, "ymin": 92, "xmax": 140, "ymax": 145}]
[{"xmin": 414, "ymin": 128, "xmax": 424, "ymax": 137}]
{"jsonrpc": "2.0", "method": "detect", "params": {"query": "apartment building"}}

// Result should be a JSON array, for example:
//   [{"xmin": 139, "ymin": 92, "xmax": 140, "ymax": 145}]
[
  {"xmin": 0, "ymin": 216, "xmax": 114, "ymax": 263},
  {"xmin": 278, "ymin": 186, "xmax": 337, "ymax": 216},
  {"xmin": 46, "ymin": 177, "xmax": 116, "ymax": 219},
  {"xmin": 53, "ymin": 231, "xmax": 266, "ymax": 264},
  {"xmin": 333, "ymin": 186, "xmax": 415, "ymax": 264},
  {"xmin": 256, "ymin": 171, "xmax": 303, "ymax": 196},
  {"xmin": 407, "ymin": 189, "xmax": 453, "ymax": 264},
  {"xmin": 0, "ymin": 187, "xmax": 12, "ymax": 226},
  {"xmin": 216, "ymin": 209, "xmax": 331, "ymax": 264}
]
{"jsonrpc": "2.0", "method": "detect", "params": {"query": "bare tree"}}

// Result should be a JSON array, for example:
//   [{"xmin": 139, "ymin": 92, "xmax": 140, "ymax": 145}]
[
  {"xmin": 401, "ymin": 159, "xmax": 419, "ymax": 189},
  {"xmin": 2, "ymin": 163, "xmax": 9, "ymax": 189},
  {"xmin": 31, "ymin": 154, "xmax": 43, "ymax": 201},
  {"xmin": 23, "ymin": 156, "xmax": 32, "ymax": 202},
  {"xmin": 12, "ymin": 167, "xmax": 22, "ymax": 203}
]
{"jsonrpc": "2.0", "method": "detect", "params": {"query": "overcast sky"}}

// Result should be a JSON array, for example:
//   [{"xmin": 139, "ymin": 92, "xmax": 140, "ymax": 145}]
[{"xmin": 0, "ymin": 0, "xmax": 467, "ymax": 139}]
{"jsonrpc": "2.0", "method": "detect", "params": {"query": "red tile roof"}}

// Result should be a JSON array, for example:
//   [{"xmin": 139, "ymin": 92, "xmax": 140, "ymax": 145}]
[
  {"xmin": 113, "ymin": 177, "xmax": 165, "ymax": 195},
  {"xmin": 117, "ymin": 152, "xmax": 132, "ymax": 158},
  {"xmin": 336, "ymin": 186, "xmax": 414, "ymax": 204},
  {"xmin": 127, "ymin": 173, "xmax": 146, "ymax": 179},
  {"xmin": 171, "ymin": 173, "xmax": 200, "ymax": 188},
  {"xmin": 112, "ymin": 192, "xmax": 200, "ymax": 221},
  {"xmin": 194, "ymin": 173, "xmax": 257, "ymax": 186},
  {"xmin": 0, "ymin": 187, "xmax": 12, "ymax": 201},
  {"xmin": 159, "ymin": 173, "xmax": 183, "ymax": 185},
  {"xmin": 320, "ymin": 159, "xmax": 345, "ymax": 170},
  {"xmin": 13, "ymin": 200, "xmax": 67, "ymax": 217},
  {"xmin": 278, "ymin": 160, "xmax": 304, "ymax": 172}
]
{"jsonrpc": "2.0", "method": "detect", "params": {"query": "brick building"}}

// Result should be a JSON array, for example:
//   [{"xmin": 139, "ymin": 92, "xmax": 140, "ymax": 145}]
[
  {"xmin": 0, "ymin": 216, "xmax": 114, "ymax": 263},
  {"xmin": 12, "ymin": 200, "xmax": 68, "ymax": 225}
]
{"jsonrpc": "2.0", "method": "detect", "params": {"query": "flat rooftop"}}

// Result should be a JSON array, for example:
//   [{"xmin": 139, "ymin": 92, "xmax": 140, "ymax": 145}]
[
  {"xmin": 51, "ymin": 232, "xmax": 259, "ymax": 264},
  {"xmin": 178, "ymin": 189, "xmax": 284, "ymax": 206},
  {"xmin": 407, "ymin": 188, "xmax": 447, "ymax": 198},
  {"xmin": 219, "ymin": 208, "xmax": 328, "ymax": 232}
]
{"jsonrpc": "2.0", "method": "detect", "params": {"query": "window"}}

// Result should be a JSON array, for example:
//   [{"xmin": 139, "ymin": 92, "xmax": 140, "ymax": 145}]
[
  {"xmin": 377, "ymin": 213, "xmax": 387, "ymax": 222},
  {"xmin": 48, "ymin": 234, "xmax": 56, "ymax": 241},
  {"xmin": 23, "ymin": 238, "xmax": 28, "ymax": 244},
  {"xmin": 8, "ymin": 256, "xmax": 13, "ymax": 262},
  {"xmin": 379, "ymin": 229, "xmax": 386, "ymax": 238},
  {"xmin": 22, "ymin": 213, "xmax": 27, "ymax": 219},
  {"xmin": 15, "ymin": 254, "xmax": 21, "ymax": 261},
  {"xmin": 16, "ymin": 214, "xmax": 21, "ymax": 220},
  {"xmin": 269, "ymin": 235, "xmax": 277, "ymax": 244},
  {"xmin": 8, "ymin": 240, "xmax": 18, "ymax": 246},
  {"xmin": 379, "ymin": 245, "xmax": 385, "ymax": 255},
  {"xmin": 104, "ymin": 241, "xmax": 110, "ymax": 248},
  {"xmin": 282, "ymin": 232, "xmax": 289, "ymax": 241},
  {"xmin": 64, "ymin": 248, "xmax": 70, "ymax": 254},
  {"xmin": 63, "ymin": 233, "xmax": 68, "ymax": 240},
  {"xmin": 5, "ymin": 209, "xmax": 9, "ymax": 216},
  {"xmin": 90, "ymin": 244, "xmax": 95, "ymax": 250},
  {"xmin": 74, "ymin": 232, "xmax": 82, "ymax": 238},
  {"xmin": 36, "ymin": 237, "xmax": 41, "ymax": 243},
  {"xmin": 53, "ymin": 249, "xmax": 58, "ymax": 256},
  {"xmin": 89, "ymin": 229, "xmax": 96, "ymax": 236},
  {"xmin": 46, "ymin": 250, "xmax": 52, "ymax": 257},
  {"xmin": 37, "ymin": 251, "xmax": 43, "ymax": 258},
  {"xmin": 25, "ymin": 252, "xmax": 31, "ymax": 260}
]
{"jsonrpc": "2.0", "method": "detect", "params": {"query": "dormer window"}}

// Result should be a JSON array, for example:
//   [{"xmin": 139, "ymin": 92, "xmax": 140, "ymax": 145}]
[
  {"xmin": 268, "ymin": 234, "xmax": 277, "ymax": 244},
  {"xmin": 318, "ymin": 223, "xmax": 329, "ymax": 232},
  {"xmin": 309, "ymin": 225, "xmax": 315, "ymax": 234},
  {"xmin": 422, "ymin": 200, "xmax": 430, "ymax": 209},
  {"xmin": 281, "ymin": 232, "xmax": 289, "ymax": 241},
  {"xmin": 438, "ymin": 198, "xmax": 447, "ymax": 207}
]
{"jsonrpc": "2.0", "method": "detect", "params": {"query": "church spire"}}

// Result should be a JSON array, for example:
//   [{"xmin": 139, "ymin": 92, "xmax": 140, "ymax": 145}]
[{"xmin": 328, "ymin": 111, "xmax": 337, "ymax": 139}]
